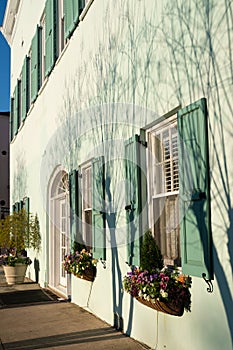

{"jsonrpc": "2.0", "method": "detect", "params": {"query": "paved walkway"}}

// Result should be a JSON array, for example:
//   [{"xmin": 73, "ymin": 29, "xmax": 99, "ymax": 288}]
[{"xmin": 0, "ymin": 268, "xmax": 147, "ymax": 350}]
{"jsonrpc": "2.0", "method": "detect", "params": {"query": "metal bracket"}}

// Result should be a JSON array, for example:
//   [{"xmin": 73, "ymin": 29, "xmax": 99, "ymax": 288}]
[
  {"xmin": 125, "ymin": 201, "xmax": 135, "ymax": 212},
  {"xmin": 100, "ymin": 258, "xmax": 106, "ymax": 269},
  {"xmin": 202, "ymin": 273, "xmax": 213, "ymax": 293},
  {"xmin": 139, "ymin": 139, "xmax": 147, "ymax": 147}
]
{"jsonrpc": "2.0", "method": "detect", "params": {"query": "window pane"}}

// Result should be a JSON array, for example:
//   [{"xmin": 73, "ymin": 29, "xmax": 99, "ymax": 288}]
[
  {"xmin": 153, "ymin": 124, "xmax": 179, "ymax": 195},
  {"xmin": 153, "ymin": 196, "xmax": 180, "ymax": 266}
]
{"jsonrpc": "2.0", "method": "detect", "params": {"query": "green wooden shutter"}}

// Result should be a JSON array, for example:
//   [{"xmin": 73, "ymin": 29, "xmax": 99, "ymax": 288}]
[
  {"xmin": 25, "ymin": 197, "xmax": 30, "ymax": 230},
  {"xmin": 64, "ymin": 0, "xmax": 74, "ymax": 39},
  {"xmin": 22, "ymin": 56, "xmax": 30, "ymax": 120},
  {"xmin": 20, "ymin": 200, "xmax": 24, "ymax": 210},
  {"xmin": 31, "ymin": 28, "xmax": 39, "ymax": 103},
  {"xmin": 13, "ymin": 84, "xmax": 19, "ymax": 136},
  {"xmin": 77, "ymin": 168, "xmax": 83, "ymax": 242},
  {"xmin": 13, "ymin": 87, "xmax": 17, "ymax": 136},
  {"xmin": 69, "ymin": 170, "xmax": 78, "ymax": 247},
  {"xmin": 125, "ymin": 135, "xmax": 147, "ymax": 267},
  {"xmin": 45, "ymin": 0, "xmax": 57, "ymax": 76},
  {"xmin": 21, "ymin": 58, "xmax": 27, "ymax": 119},
  {"xmin": 177, "ymin": 98, "xmax": 212, "ymax": 279},
  {"xmin": 69, "ymin": 169, "xmax": 83, "ymax": 248},
  {"xmin": 10, "ymin": 97, "xmax": 14, "ymax": 141},
  {"xmin": 78, "ymin": 0, "xmax": 86, "ymax": 16},
  {"xmin": 75, "ymin": 0, "xmax": 84, "ymax": 24},
  {"xmin": 18, "ymin": 80, "xmax": 22, "ymax": 126},
  {"xmin": 15, "ymin": 202, "xmax": 20, "ymax": 213},
  {"xmin": 92, "ymin": 156, "xmax": 106, "ymax": 260},
  {"xmin": 64, "ymin": 0, "xmax": 80, "ymax": 39},
  {"xmin": 25, "ymin": 197, "xmax": 30, "ymax": 214},
  {"xmin": 23, "ymin": 197, "xmax": 30, "ymax": 246}
]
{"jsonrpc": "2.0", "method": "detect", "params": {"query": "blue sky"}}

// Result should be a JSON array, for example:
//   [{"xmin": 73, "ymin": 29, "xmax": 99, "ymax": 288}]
[{"xmin": 0, "ymin": 0, "xmax": 10, "ymax": 112}]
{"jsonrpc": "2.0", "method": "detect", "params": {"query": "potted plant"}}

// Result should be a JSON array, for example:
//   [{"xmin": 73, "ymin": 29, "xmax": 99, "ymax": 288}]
[
  {"xmin": 63, "ymin": 244, "xmax": 98, "ymax": 282},
  {"xmin": 123, "ymin": 230, "xmax": 192, "ymax": 316},
  {"xmin": 0, "ymin": 209, "xmax": 41, "ymax": 284}
]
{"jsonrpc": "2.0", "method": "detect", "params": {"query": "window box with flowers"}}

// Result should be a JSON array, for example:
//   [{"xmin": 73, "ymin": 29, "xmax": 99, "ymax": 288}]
[
  {"xmin": 123, "ymin": 230, "xmax": 192, "ymax": 317},
  {"xmin": 63, "ymin": 248, "xmax": 98, "ymax": 282}
]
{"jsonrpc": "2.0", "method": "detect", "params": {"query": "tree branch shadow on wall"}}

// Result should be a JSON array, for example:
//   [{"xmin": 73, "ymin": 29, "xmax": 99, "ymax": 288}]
[
  {"xmin": 160, "ymin": 0, "xmax": 233, "ymax": 346},
  {"xmin": 40, "ymin": 0, "xmax": 233, "ymax": 346}
]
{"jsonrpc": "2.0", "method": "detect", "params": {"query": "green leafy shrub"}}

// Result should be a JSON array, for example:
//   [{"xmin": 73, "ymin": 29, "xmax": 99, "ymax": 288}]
[{"xmin": 140, "ymin": 229, "xmax": 164, "ymax": 272}]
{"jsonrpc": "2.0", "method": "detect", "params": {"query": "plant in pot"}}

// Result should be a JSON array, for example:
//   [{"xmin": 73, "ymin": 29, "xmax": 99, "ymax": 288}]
[
  {"xmin": 123, "ymin": 229, "xmax": 192, "ymax": 316},
  {"xmin": 63, "ymin": 242, "xmax": 98, "ymax": 282},
  {"xmin": 0, "ymin": 209, "xmax": 41, "ymax": 284}
]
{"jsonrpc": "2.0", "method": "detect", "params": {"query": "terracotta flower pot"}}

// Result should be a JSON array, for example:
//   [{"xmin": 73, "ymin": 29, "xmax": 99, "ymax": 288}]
[{"xmin": 3, "ymin": 264, "xmax": 28, "ymax": 285}]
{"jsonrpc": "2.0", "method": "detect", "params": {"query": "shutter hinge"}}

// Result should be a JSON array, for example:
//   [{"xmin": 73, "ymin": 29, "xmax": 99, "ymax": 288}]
[{"xmin": 139, "ymin": 139, "xmax": 147, "ymax": 148}]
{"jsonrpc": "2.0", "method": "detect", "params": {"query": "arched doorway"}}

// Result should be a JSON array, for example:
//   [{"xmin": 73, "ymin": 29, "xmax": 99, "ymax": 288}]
[{"xmin": 49, "ymin": 168, "xmax": 70, "ymax": 296}]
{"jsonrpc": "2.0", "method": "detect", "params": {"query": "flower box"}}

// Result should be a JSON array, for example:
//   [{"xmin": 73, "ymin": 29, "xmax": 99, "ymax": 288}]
[
  {"xmin": 135, "ymin": 296, "xmax": 184, "ymax": 316},
  {"xmin": 63, "ymin": 249, "xmax": 97, "ymax": 282},
  {"xmin": 123, "ymin": 267, "xmax": 191, "ymax": 317}
]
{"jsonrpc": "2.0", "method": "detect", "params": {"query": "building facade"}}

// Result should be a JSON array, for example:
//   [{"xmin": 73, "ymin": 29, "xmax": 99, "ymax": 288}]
[{"xmin": 2, "ymin": 1, "xmax": 233, "ymax": 349}]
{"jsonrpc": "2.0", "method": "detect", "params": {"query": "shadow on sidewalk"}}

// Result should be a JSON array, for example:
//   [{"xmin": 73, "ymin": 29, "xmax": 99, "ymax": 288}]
[
  {"xmin": 1, "ymin": 327, "xmax": 128, "ymax": 350},
  {"xmin": 0, "ymin": 288, "xmax": 60, "ymax": 309}
]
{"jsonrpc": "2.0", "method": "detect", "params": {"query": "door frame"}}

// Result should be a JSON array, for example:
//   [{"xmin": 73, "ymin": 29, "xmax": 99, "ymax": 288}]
[{"xmin": 48, "ymin": 167, "xmax": 70, "ymax": 296}]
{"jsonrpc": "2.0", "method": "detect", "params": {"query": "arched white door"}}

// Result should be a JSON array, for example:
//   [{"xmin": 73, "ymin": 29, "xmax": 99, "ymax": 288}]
[{"xmin": 49, "ymin": 170, "xmax": 70, "ymax": 296}]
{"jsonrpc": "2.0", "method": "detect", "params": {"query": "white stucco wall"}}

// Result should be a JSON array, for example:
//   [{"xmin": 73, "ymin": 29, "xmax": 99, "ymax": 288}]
[{"xmin": 6, "ymin": 0, "xmax": 233, "ymax": 349}]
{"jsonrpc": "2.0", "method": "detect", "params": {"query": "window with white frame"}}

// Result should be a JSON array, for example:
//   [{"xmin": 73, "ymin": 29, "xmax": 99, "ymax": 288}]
[
  {"xmin": 147, "ymin": 116, "xmax": 181, "ymax": 266},
  {"xmin": 82, "ymin": 163, "xmax": 92, "ymax": 249}
]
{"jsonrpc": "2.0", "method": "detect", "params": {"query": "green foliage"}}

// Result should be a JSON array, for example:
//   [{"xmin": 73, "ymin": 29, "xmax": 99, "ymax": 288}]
[
  {"xmin": 30, "ymin": 214, "xmax": 41, "ymax": 252},
  {"xmin": 0, "ymin": 209, "xmax": 41, "ymax": 255},
  {"xmin": 72, "ymin": 239, "xmax": 86, "ymax": 253},
  {"xmin": 140, "ymin": 229, "xmax": 164, "ymax": 272},
  {"xmin": 63, "ymin": 249, "xmax": 98, "ymax": 279}
]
